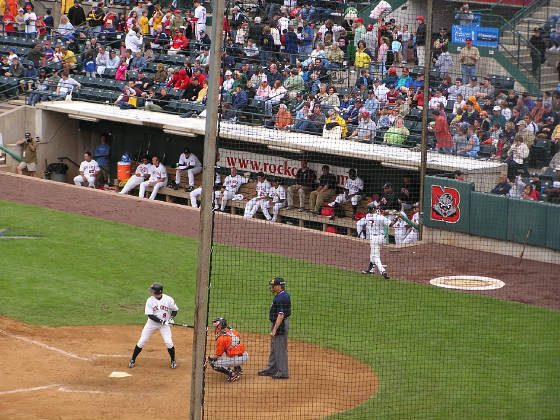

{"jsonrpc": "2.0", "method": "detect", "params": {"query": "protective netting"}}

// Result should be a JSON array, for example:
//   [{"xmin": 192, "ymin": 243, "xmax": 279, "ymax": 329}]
[{"xmin": 201, "ymin": 1, "xmax": 560, "ymax": 419}]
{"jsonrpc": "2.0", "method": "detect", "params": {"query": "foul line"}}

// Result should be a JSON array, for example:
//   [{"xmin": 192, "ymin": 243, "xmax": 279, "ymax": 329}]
[
  {"xmin": 0, "ymin": 329, "xmax": 91, "ymax": 361},
  {"xmin": 0, "ymin": 384, "xmax": 61, "ymax": 396},
  {"xmin": 57, "ymin": 386, "xmax": 105, "ymax": 394}
]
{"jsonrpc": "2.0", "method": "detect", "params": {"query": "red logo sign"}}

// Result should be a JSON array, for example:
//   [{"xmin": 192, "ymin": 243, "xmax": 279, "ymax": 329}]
[{"xmin": 431, "ymin": 185, "xmax": 460, "ymax": 223}]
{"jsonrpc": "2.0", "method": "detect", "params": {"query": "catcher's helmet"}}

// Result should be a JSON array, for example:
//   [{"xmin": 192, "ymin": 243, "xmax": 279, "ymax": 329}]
[
  {"xmin": 212, "ymin": 317, "xmax": 227, "ymax": 329},
  {"xmin": 148, "ymin": 282, "xmax": 163, "ymax": 294}
]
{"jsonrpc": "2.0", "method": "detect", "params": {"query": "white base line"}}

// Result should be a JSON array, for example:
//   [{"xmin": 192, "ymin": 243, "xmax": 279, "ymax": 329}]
[
  {"xmin": 57, "ymin": 386, "xmax": 105, "ymax": 394},
  {"xmin": 0, "ymin": 329, "xmax": 91, "ymax": 361},
  {"xmin": 0, "ymin": 384, "xmax": 61, "ymax": 396}
]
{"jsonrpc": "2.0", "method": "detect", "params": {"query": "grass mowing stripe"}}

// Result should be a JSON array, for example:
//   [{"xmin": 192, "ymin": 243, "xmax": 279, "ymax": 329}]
[{"xmin": 1, "ymin": 200, "xmax": 559, "ymax": 419}]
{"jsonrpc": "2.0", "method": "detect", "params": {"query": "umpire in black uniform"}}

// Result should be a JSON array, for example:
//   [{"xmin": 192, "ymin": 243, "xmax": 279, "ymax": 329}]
[{"xmin": 258, "ymin": 277, "xmax": 291, "ymax": 379}]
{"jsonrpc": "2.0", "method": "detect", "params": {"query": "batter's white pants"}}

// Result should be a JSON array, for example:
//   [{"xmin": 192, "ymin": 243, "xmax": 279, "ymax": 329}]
[
  {"xmin": 196, "ymin": 24, "xmax": 206, "ymax": 40},
  {"xmin": 369, "ymin": 234, "xmax": 385, "ymax": 274},
  {"xmin": 74, "ymin": 175, "xmax": 96, "ymax": 188},
  {"xmin": 401, "ymin": 229, "xmax": 419, "ymax": 244},
  {"xmin": 139, "ymin": 180, "xmax": 167, "ymax": 200},
  {"xmin": 214, "ymin": 190, "xmax": 235, "ymax": 211},
  {"xmin": 244, "ymin": 197, "xmax": 266, "ymax": 218},
  {"xmin": 175, "ymin": 166, "xmax": 202, "ymax": 187},
  {"xmin": 213, "ymin": 351, "xmax": 248, "ymax": 368},
  {"xmin": 394, "ymin": 227, "xmax": 408, "ymax": 245},
  {"xmin": 119, "ymin": 175, "xmax": 144, "ymax": 195},
  {"xmin": 261, "ymin": 201, "xmax": 285, "ymax": 222},
  {"xmin": 329, "ymin": 193, "xmax": 361, "ymax": 207},
  {"xmin": 137, "ymin": 319, "xmax": 174, "ymax": 349},
  {"xmin": 190, "ymin": 187, "xmax": 202, "ymax": 208}
]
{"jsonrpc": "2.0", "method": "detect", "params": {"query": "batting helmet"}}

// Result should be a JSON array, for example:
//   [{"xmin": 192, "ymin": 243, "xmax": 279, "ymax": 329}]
[
  {"xmin": 367, "ymin": 200, "xmax": 380, "ymax": 213},
  {"xmin": 148, "ymin": 282, "xmax": 163, "ymax": 294},
  {"xmin": 212, "ymin": 317, "xmax": 227, "ymax": 329}
]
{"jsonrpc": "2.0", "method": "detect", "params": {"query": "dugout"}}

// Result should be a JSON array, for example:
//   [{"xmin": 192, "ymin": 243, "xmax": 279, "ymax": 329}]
[{"xmin": 1, "ymin": 102, "xmax": 506, "ymax": 192}]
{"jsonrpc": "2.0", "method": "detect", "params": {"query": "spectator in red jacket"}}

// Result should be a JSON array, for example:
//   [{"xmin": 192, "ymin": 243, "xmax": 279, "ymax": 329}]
[
  {"xmin": 431, "ymin": 109, "xmax": 453, "ymax": 154},
  {"xmin": 169, "ymin": 29, "xmax": 188, "ymax": 55}
]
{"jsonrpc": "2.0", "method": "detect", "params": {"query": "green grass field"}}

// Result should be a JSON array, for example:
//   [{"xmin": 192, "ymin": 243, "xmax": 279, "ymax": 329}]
[{"xmin": 1, "ymin": 200, "xmax": 559, "ymax": 420}]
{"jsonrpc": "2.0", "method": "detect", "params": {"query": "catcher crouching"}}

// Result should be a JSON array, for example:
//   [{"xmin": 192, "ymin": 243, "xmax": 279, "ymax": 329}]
[{"xmin": 207, "ymin": 317, "xmax": 248, "ymax": 383}]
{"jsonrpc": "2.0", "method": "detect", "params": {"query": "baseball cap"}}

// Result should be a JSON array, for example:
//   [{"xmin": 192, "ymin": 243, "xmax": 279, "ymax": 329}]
[
  {"xmin": 417, "ymin": 16, "xmax": 424, "ymax": 21},
  {"xmin": 546, "ymin": 116, "xmax": 555, "ymax": 122},
  {"xmin": 537, "ymin": 96, "xmax": 543, "ymax": 102},
  {"xmin": 517, "ymin": 120, "xmax": 527, "ymax": 126},
  {"xmin": 402, "ymin": 68, "xmax": 409, "ymax": 73},
  {"xmin": 355, "ymin": 17, "xmax": 363, "ymax": 23},
  {"xmin": 25, "ymin": 4, "xmax": 32, "ymax": 8},
  {"xmin": 493, "ymin": 106, "xmax": 501, "ymax": 112},
  {"xmin": 455, "ymin": 77, "xmax": 462, "ymax": 82},
  {"xmin": 454, "ymin": 170, "xmax": 463, "ymax": 176},
  {"xmin": 555, "ymin": 166, "xmax": 560, "ymax": 171},
  {"xmin": 389, "ymin": 67, "xmax": 397, "ymax": 75},
  {"xmin": 225, "ymin": 70, "xmax": 232, "ymax": 76},
  {"xmin": 257, "ymin": 171, "xmax": 265, "ymax": 178},
  {"xmin": 361, "ymin": 111, "xmax": 370, "ymax": 117},
  {"xmin": 373, "ymin": 78, "xmax": 380, "ymax": 83},
  {"xmin": 269, "ymin": 277, "xmax": 285, "ymax": 286},
  {"xmin": 465, "ymin": 37, "xmax": 472, "ymax": 42},
  {"xmin": 383, "ymin": 183, "xmax": 392, "ymax": 189},
  {"xmin": 368, "ymin": 90, "xmax": 374, "ymax": 94},
  {"xmin": 366, "ymin": 24, "xmax": 373, "ymax": 31},
  {"xmin": 470, "ymin": 76, "xmax": 477, "ymax": 81},
  {"xmin": 544, "ymin": 101, "xmax": 552, "ymax": 107},
  {"xmin": 530, "ymin": 172, "xmax": 539, "ymax": 177},
  {"xmin": 174, "ymin": 9, "xmax": 180, "ymax": 13}
]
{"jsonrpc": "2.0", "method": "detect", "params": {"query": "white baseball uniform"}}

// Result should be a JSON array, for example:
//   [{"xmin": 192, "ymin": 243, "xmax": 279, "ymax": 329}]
[
  {"xmin": 402, "ymin": 211, "xmax": 420, "ymax": 244},
  {"xmin": 137, "ymin": 293, "xmax": 179, "ymax": 349},
  {"xmin": 393, "ymin": 217, "xmax": 408, "ymax": 245},
  {"xmin": 356, "ymin": 212, "xmax": 374, "ymax": 239},
  {"xmin": 260, "ymin": 184, "xmax": 286, "ymax": 222},
  {"xmin": 214, "ymin": 174, "xmax": 248, "ymax": 211},
  {"xmin": 244, "ymin": 180, "xmax": 271, "ymax": 218},
  {"xmin": 194, "ymin": 4, "xmax": 206, "ymax": 39},
  {"xmin": 175, "ymin": 153, "xmax": 202, "ymax": 187},
  {"xmin": 329, "ymin": 176, "xmax": 364, "ymax": 207},
  {"xmin": 74, "ymin": 159, "xmax": 100, "ymax": 188},
  {"xmin": 367, "ymin": 212, "xmax": 391, "ymax": 274},
  {"xmin": 139, "ymin": 163, "xmax": 168, "ymax": 200},
  {"xmin": 119, "ymin": 163, "xmax": 153, "ymax": 195},
  {"xmin": 190, "ymin": 170, "xmax": 221, "ymax": 208}
]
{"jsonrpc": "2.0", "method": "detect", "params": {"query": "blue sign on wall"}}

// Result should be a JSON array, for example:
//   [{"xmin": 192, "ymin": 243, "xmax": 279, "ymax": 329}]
[{"xmin": 452, "ymin": 25, "xmax": 499, "ymax": 48}]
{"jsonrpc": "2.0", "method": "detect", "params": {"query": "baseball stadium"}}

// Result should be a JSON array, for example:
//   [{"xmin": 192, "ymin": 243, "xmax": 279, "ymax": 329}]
[{"xmin": 0, "ymin": 0, "xmax": 559, "ymax": 419}]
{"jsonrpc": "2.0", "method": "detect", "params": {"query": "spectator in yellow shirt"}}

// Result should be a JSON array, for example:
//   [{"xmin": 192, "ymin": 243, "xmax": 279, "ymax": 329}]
[
  {"xmin": 139, "ymin": 10, "xmax": 149, "ymax": 35},
  {"xmin": 325, "ymin": 108, "xmax": 348, "ymax": 137},
  {"xmin": 60, "ymin": 46, "xmax": 76, "ymax": 72},
  {"xmin": 354, "ymin": 40, "xmax": 371, "ymax": 71}
]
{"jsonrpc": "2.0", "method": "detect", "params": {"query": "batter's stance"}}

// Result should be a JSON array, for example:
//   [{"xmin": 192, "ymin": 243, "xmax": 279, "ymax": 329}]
[
  {"xmin": 128, "ymin": 283, "xmax": 179, "ymax": 369},
  {"xmin": 258, "ymin": 277, "xmax": 291, "ymax": 379}
]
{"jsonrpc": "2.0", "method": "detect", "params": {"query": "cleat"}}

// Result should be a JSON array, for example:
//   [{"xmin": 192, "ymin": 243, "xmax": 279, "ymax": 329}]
[
  {"xmin": 185, "ymin": 186, "xmax": 194, "ymax": 192},
  {"xmin": 170, "ymin": 360, "xmax": 177, "ymax": 369},
  {"xmin": 128, "ymin": 360, "xmax": 135, "ymax": 368},
  {"xmin": 382, "ymin": 272, "xmax": 390, "ymax": 279},
  {"xmin": 234, "ymin": 366, "xmax": 243, "ymax": 375},
  {"xmin": 226, "ymin": 372, "xmax": 240, "ymax": 382},
  {"xmin": 173, "ymin": 183, "xmax": 179, "ymax": 190},
  {"xmin": 362, "ymin": 269, "xmax": 374, "ymax": 274}
]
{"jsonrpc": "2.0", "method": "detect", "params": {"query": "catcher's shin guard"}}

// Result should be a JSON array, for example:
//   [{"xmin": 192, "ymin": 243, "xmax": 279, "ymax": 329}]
[{"xmin": 209, "ymin": 358, "xmax": 232, "ymax": 376}]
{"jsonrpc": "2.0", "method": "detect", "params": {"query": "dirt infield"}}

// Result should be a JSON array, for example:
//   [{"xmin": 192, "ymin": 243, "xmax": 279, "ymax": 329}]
[
  {"xmin": 1, "ymin": 173, "xmax": 559, "ymax": 311},
  {"xmin": 0, "ymin": 317, "xmax": 377, "ymax": 420}
]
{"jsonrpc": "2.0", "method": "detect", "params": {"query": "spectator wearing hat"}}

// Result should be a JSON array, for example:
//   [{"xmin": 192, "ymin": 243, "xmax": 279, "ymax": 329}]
[
  {"xmin": 530, "ymin": 27, "xmax": 546, "ymax": 76},
  {"xmin": 433, "ymin": 27, "xmax": 449, "ymax": 59},
  {"xmin": 463, "ymin": 76, "xmax": 480, "ymax": 99},
  {"xmin": 414, "ymin": 16, "xmax": 426, "ymax": 66},
  {"xmin": 229, "ymin": 6, "xmax": 245, "ymax": 42},
  {"xmin": 395, "ymin": 68, "xmax": 413, "ymax": 94},
  {"xmin": 459, "ymin": 37, "xmax": 480, "ymax": 82},
  {"xmin": 361, "ymin": 23, "xmax": 378, "ymax": 53},
  {"xmin": 86, "ymin": 3, "xmax": 104, "ymax": 36},
  {"xmin": 364, "ymin": 90, "xmax": 379, "ymax": 116},
  {"xmin": 14, "ymin": 8, "xmax": 24, "ymax": 36},
  {"xmin": 343, "ymin": 98, "xmax": 364, "ymax": 126},
  {"xmin": 169, "ymin": 9, "xmax": 185, "ymax": 33},
  {"xmin": 381, "ymin": 67, "xmax": 399, "ymax": 87},
  {"xmin": 476, "ymin": 76, "xmax": 494, "ymax": 100},
  {"xmin": 429, "ymin": 89, "xmax": 447, "ymax": 110},
  {"xmin": 537, "ymin": 116, "xmax": 555, "ymax": 140},
  {"xmin": 541, "ymin": 101, "xmax": 557, "ymax": 127},
  {"xmin": 349, "ymin": 111, "xmax": 375, "ymax": 142},
  {"xmin": 23, "ymin": 4, "xmax": 36, "ymax": 38},
  {"xmin": 490, "ymin": 106, "xmax": 506, "ymax": 129},
  {"xmin": 352, "ymin": 17, "xmax": 366, "ymax": 49}
]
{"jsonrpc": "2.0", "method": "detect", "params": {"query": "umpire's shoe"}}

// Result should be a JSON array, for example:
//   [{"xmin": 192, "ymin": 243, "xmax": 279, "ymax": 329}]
[
  {"xmin": 128, "ymin": 359, "xmax": 135, "ymax": 368},
  {"xmin": 258, "ymin": 369, "xmax": 275, "ymax": 377}
]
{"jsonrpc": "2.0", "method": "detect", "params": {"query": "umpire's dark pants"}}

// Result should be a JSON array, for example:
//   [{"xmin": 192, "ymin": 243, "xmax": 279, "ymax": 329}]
[{"xmin": 265, "ymin": 319, "xmax": 289, "ymax": 377}]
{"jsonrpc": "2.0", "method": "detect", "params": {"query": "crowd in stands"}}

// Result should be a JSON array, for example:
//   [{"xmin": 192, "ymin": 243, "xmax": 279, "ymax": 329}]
[{"xmin": 2, "ymin": 0, "xmax": 560, "ymax": 204}]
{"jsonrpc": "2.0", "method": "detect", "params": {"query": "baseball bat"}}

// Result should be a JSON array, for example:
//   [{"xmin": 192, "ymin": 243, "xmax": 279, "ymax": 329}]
[
  {"xmin": 519, "ymin": 228, "xmax": 532, "ymax": 262},
  {"xmin": 171, "ymin": 322, "xmax": 194, "ymax": 329}
]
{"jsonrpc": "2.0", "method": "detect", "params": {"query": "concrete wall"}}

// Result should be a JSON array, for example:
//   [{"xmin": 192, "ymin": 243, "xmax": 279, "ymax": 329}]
[{"xmin": 423, "ymin": 226, "xmax": 560, "ymax": 264}]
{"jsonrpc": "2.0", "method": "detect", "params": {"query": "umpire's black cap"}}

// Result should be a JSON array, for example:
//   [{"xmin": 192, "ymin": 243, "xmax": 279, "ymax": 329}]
[{"xmin": 270, "ymin": 277, "xmax": 285, "ymax": 286}]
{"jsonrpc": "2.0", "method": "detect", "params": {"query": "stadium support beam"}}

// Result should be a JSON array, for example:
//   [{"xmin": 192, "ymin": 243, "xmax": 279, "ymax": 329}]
[
  {"xmin": 419, "ymin": 0, "xmax": 434, "ymax": 240},
  {"xmin": 189, "ymin": 0, "xmax": 225, "ymax": 418}
]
